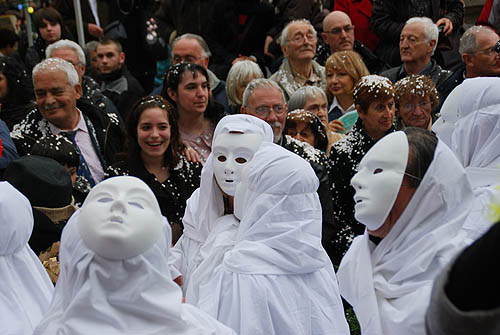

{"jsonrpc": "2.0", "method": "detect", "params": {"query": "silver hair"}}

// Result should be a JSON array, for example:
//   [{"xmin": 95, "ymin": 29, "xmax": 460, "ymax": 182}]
[
  {"xmin": 33, "ymin": 57, "xmax": 79, "ymax": 87},
  {"xmin": 459, "ymin": 25, "xmax": 494, "ymax": 55},
  {"xmin": 46, "ymin": 39, "xmax": 86, "ymax": 66},
  {"xmin": 172, "ymin": 33, "xmax": 212, "ymax": 58},
  {"xmin": 242, "ymin": 78, "xmax": 286, "ymax": 108},
  {"xmin": 226, "ymin": 60, "xmax": 264, "ymax": 107},
  {"xmin": 279, "ymin": 19, "xmax": 317, "ymax": 46},
  {"xmin": 288, "ymin": 86, "xmax": 327, "ymax": 112},
  {"xmin": 405, "ymin": 17, "xmax": 439, "ymax": 55}
]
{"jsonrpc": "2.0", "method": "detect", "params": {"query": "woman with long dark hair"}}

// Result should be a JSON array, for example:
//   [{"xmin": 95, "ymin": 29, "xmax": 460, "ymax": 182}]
[{"xmin": 106, "ymin": 95, "xmax": 202, "ymax": 243}]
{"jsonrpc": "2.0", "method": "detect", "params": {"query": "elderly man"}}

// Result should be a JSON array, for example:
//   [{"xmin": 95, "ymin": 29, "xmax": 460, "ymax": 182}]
[
  {"xmin": 381, "ymin": 17, "xmax": 451, "ymax": 101},
  {"xmin": 316, "ymin": 11, "xmax": 388, "ymax": 74},
  {"xmin": 440, "ymin": 25, "xmax": 500, "ymax": 103},
  {"xmin": 269, "ymin": 19, "xmax": 326, "ymax": 101},
  {"xmin": 338, "ymin": 128, "xmax": 472, "ymax": 335},
  {"xmin": 10, "ymin": 58, "xmax": 124, "ymax": 187},
  {"xmin": 97, "ymin": 39, "xmax": 144, "ymax": 117},
  {"xmin": 153, "ymin": 33, "xmax": 229, "ymax": 113},
  {"xmin": 240, "ymin": 78, "xmax": 336, "ymax": 260},
  {"xmin": 46, "ymin": 39, "xmax": 119, "ymax": 117}
]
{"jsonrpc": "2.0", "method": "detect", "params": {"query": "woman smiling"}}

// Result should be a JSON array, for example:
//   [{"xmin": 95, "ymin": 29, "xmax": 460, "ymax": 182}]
[{"xmin": 106, "ymin": 96, "xmax": 202, "ymax": 243}]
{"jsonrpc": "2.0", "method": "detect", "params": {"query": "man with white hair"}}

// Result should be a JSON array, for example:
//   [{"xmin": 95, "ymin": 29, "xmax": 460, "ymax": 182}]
[
  {"xmin": 439, "ymin": 25, "xmax": 500, "ymax": 103},
  {"xmin": 10, "ymin": 58, "xmax": 124, "ymax": 187},
  {"xmin": 46, "ymin": 39, "xmax": 119, "ymax": 116},
  {"xmin": 269, "ymin": 19, "xmax": 326, "ymax": 101},
  {"xmin": 241, "ymin": 78, "xmax": 336, "ymax": 260},
  {"xmin": 381, "ymin": 17, "xmax": 451, "ymax": 99}
]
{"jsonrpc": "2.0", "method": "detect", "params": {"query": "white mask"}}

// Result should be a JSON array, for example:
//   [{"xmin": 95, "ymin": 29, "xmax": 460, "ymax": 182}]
[
  {"xmin": 351, "ymin": 131, "xmax": 409, "ymax": 231},
  {"xmin": 233, "ymin": 164, "xmax": 250, "ymax": 220},
  {"xmin": 212, "ymin": 133, "xmax": 263, "ymax": 196},
  {"xmin": 77, "ymin": 176, "xmax": 163, "ymax": 260}
]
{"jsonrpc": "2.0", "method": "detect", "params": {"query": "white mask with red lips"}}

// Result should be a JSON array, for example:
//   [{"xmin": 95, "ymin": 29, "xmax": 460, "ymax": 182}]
[{"xmin": 351, "ymin": 131, "xmax": 409, "ymax": 231}]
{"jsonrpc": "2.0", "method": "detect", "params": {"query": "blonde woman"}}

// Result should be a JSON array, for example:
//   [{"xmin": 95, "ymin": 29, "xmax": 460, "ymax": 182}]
[{"xmin": 325, "ymin": 50, "xmax": 370, "ymax": 133}]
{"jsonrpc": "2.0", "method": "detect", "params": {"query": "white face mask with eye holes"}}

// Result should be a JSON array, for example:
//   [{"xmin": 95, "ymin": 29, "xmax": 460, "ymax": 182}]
[
  {"xmin": 77, "ymin": 176, "xmax": 163, "ymax": 260},
  {"xmin": 212, "ymin": 133, "xmax": 263, "ymax": 196},
  {"xmin": 351, "ymin": 131, "xmax": 409, "ymax": 231}
]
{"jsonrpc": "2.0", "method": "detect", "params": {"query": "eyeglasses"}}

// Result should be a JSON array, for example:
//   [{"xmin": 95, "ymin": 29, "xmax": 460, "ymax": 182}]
[
  {"xmin": 172, "ymin": 55, "xmax": 202, "ymax": 64},
  {"xmin": 325, "ymin": 25, "xmax": 354, "ymax": 35},
  {"xmin": 253, "ymin": 104, "xmax": 286, "ymax": 118},
  {"xmin": 477, "ymin": 40, "xmax": 500, "ymax": 56},
  {"xmin": 399, "ymin": 100, "xmax": 431, "ymax": 113},
  {"xmin": 288, "ymin": 33, "xmax": 317, "ymax": 44}
]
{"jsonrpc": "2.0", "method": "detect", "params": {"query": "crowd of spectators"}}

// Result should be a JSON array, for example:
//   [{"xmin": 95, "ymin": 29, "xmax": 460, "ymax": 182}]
[{"xmin": 1, "ymin": 0, "xmax": 500, "ymax": 334}]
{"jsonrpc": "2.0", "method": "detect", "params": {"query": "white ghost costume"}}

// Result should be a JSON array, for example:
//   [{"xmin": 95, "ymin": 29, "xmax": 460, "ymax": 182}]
[
  {"xmin": 170, "ymin": 115, "xmax": 274, "ymax": 295},
  {"xmin": 338, "ymin": 132, "xmax": 473, "ymax": 335},
  {"xmin": 32, "ymin": 176, "xmax": 236, "ymax": 335},
  {"xmin": 433, "ymin": 77, "xmax": 500, "ymax": 147},
  {"xmin": 197, "ymin": 143, "xmax": 350, "ymax": 335},
  {"xmin": 451, "ymin": 104, "xmax": 500, "ymax": 243},
  {"xmin": 0, "ymin": 182, "xmax": 54, "ymax": 335}
]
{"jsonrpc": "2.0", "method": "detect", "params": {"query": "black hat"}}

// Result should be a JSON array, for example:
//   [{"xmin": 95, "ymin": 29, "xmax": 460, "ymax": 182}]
[{"xmin": 4, "ymin": 155, "xmax": 73, "ymax": 208}]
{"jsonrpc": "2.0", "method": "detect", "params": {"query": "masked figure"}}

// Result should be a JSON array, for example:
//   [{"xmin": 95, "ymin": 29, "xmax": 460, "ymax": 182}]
[
  {"xmin": 197, "ymin": 143, "xmax": 350, "ymax": 335},
  {"xmin": 33, "ymin": 176, "xmax": 236, "ymax": 335},
  {"xmin": 338, "ymin": 129, "xmax": 473, "ymax": 335}
]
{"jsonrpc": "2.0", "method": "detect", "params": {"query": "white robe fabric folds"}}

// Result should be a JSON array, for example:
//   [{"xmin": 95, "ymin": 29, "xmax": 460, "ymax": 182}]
[
  {"xmin": 433, "ymin": 77, "xmax": 500, "ymax": 147},
  {"xmin": 338, "ymin": 140, "xmax": 473, "ymax": 335},
  {"xmin": 32, "ymin": 210, "xmax": 236, "ymax": 335},
  {"xmin": 170, "ymin": 114, "xmax": 274, "ymax": 293},
  {"xmin": 198, "ymin": 143, "xmax": 350, "ymax": 335},
  {"xmin": 451, "ymin": 104, "xmax": 500, "ymax": 243},
  {"xmin": 0, "ymin": 182, "xmax": 54, "ymax": 335}
]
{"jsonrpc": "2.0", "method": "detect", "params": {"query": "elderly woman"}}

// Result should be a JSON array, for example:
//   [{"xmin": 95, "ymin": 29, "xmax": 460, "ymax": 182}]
[
  {"xmin": 288, "ymin": 86, "xmax": 344, "ymax": 146},
  {"xmin": 325, "ymin": 50, "xmax": 370, "ymax": 133},
  {"xmin": 285, "ymin": 109, "xmax": 329, "ymax": 154},
  {"xmin": 329, "ymin": 74, "xmax": 396, "ymax": 265},
  {"xmin": 225, "ymin": 60, "xmax": 264, "ymax": 114},
  {"xmin": 338, "ymin": 128, "xmax": 472, "ymax": 335},
  {"xmin": 394, "ymin": 74, "xmax": 439, "ymax": 130}
]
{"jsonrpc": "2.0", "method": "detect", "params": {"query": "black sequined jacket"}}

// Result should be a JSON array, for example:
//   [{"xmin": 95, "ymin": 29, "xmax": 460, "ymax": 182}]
[
  {"xmin": 328, "ymin": 118, "xmax": 395, "ymax": 265},
  {"xmin": 106, "ymin": 155, "xmax": 202, "ymax": 244}
]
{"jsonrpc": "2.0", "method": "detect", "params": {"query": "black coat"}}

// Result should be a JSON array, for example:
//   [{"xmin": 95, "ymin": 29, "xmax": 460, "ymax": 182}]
[
  {"xmin": 371, "ymin": 0, "xmax": 464, "ymax": 68},
  {"xmin": 106, "ymin": 155, "xmax": 202, "ymax": 244},
  {"xmin": 328, "ymin": 118, "xmax": 395, "ymax": 265},
  {"xmin": 10, "ymin": 99, "xmax": 125, "ymax": 167}
]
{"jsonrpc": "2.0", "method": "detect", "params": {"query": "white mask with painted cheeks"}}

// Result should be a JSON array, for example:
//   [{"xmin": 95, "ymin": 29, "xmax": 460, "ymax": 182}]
[
  {"xmin": 77, "ymin": 176, "xmax": 163, "ymax": 260},
  {"xmin": 351, "ymin": 131, "xmax": 409, "ymax": 231},
  {"xmin": 212, "ymin": 133, "xmax": 263, "ymax": 196}
]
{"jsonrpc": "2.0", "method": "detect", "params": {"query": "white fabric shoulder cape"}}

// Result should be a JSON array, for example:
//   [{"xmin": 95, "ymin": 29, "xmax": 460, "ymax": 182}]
[
  {"xmin": 0, "ymin": 182, "xmax": 54, "ymax": 335},
  {"xmin": 338, "ymin": 140, "xmax": 473, "ymax": 335},
  {"xmin": 32, "ymin": 210, "xmax": 236, "ymax": 335},
  {"xmin": 451, "ymin": 104, "xmax": 500, "ymax": 242},
  {"xmin": 198, "ymin": 143, "xmax": 350, "ymax": 335}
]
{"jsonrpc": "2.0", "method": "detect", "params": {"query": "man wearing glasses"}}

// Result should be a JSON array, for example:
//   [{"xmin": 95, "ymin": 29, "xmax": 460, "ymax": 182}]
[
  {"xmin": 269, "ymin": 19, "xmax": 326, "ymax": 101},
  {"xmin": 316, "ymin": 11, "xmax": 388, "ymax": 74},
  {"xmin": 241, "ymin": 78, "xmax": 337, "ymax": 263},
  {"xmin": 439, "ymin": 25, "xmax": 500, "ymax": 104}
]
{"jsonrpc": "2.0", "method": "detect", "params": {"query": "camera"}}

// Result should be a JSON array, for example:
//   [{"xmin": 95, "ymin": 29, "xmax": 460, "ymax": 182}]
[{"xmin": 495, "ymin": 40, "xmax": 500, "ymax": 54}]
